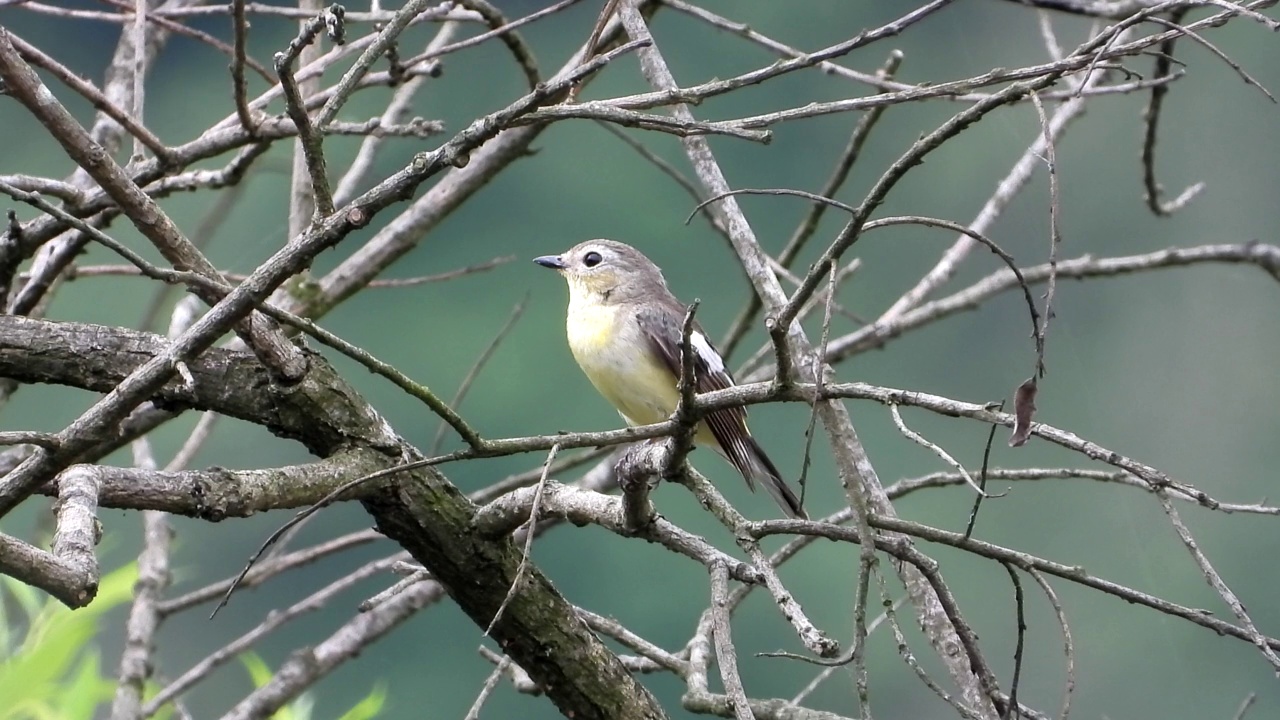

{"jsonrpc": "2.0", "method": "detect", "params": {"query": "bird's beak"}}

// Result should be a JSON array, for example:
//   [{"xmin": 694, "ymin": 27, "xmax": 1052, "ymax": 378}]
[{"xmin": 533, "ymin": 255, "xmax": 567, "ymax": 270}]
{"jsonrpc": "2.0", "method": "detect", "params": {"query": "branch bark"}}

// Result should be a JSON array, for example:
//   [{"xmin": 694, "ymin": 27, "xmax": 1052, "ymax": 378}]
[{"xmin": 0, "ymin": 314, "xmax": 666, "ymax": 719}]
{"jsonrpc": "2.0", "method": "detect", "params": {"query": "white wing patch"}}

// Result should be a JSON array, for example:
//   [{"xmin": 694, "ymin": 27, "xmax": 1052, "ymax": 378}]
[{"xmin": 690, "ymin": 330, "xmax": 727, "ymax": 377}]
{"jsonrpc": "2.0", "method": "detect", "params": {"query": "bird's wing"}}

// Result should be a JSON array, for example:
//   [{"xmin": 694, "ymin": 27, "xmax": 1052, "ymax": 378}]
[{"xmin": 634, "ymin": 302, "xmax": 757, "ymax": 489}]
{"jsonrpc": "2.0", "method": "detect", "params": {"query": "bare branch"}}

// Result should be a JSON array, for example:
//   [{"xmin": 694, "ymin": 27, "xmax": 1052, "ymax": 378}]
[
  {"xmin": 430, "ymin": 295, "xmax": 528, "ymax": 454},
  {"xmin": 1156, "ymin": 492, "xmax": 1280, "ymax": 671},
  {"xmin": 6, "ymin": 32, "xmax": 171, "ymax": 162},
  {"xmin": 890, "ymin": 405, "xmax": 988, "ymax": 496},
  {"xmin": 464, "ymin": 655, "xmax": 511, "ymax": 720},
  {"xmin": 1026, "ymin": 568, "xmax": 1075, "ymax": 720},
  {"xmin": 110, "ymin": 510, "xmax": 171, "ymax": 720},
  {"xmin": 753, "ymin": 516, "xmax": 1280, "ymax": 655},
  {"xmin": 276, "ymin": 3, "xmax": 344, "ymax": 219},
  {"xmin": 828, "ymin": 243, "xmax": 1280, "ymax": 362},
  {"xmin": 231, "ymin": 0, "xmax": 257, "ymax": 134},
  {"xmin": 473, "ymin": 479, "xmax": 764, "ymax": 585},
  {"xmin": 0, "ymin": 464, "xmax": 100, "ymax": 607},
  {"xmin": 148, "ymin": 555, "xmax": 416, "ymax": 718},
  {"xmin": 0, "ymin": 4, "xmax": 1274, "ymax": 716},
  {"xmin": 721, "ymin": 49, "xmax": 902, "ymax": 359},
  {"xmin": 316, "ymin": 0, "xmax": 442, "ymax": 128},
  {"xmin": 485, "ymin": 444, "xmax": 558, "ymax": 634},
  {"xmin": 709, "ymin": 562, "xmax": 755, "ymax": 720},
  {"xmin": 0, "ymin": 32, "xmax": 307, "ymax": 380}
]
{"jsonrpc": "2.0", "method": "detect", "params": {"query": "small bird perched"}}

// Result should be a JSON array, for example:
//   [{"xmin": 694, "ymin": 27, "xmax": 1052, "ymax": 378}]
[{"xmin": 534, "ymin": 239, "xmax": 806, "ymax": 519}]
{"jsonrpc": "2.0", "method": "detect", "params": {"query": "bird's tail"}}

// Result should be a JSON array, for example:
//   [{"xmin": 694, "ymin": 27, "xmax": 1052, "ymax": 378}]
[{"xmin": 732, "ymin": 435, "xmax": 807, "ymax": 520}]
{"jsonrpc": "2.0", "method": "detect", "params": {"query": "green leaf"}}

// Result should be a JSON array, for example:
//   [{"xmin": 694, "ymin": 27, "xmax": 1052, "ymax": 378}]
[
  {"xmin": 289, "ymin": 693, "xmax": 313, "ymax": 720},
  {"xmin": 239, "ymin": 653, "xmax": 305, "ymax": 720},
  {"xmin": 3, "ymin": 575, "xmax": 45, "ymax": 622},
  {"xmin": 0, "ymin": 565, "xmax": 137, "ymax": 702},
  {"xmin": 0, "ymin": 564, "xmax": 137, "ymax": 715},
  {"xmin": 142, "ymin": 678, "xmax": 176, "ymax": 720},
  {"xmin": 239, "ymin": 652, "xmax": 274, "ymax": 688},
  {"xmin": 0, "ymin": 575, "xmax": 43, "ymax": 660},
  {"xmin": 334, "ymin": 682, "xmax": 388, "ymax": 720},
  {"xmin": 2, "ymin": 697, "xmax": 59, "ymax": 720},
  {"xmin": 53, "ymin": 651, "xmax": 115, "ymax": 720}
]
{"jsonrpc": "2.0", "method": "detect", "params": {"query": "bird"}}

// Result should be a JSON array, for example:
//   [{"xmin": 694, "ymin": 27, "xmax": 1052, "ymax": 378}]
[{"xmin": 534, "ymin": 239, "xmax": 806, "ymax": 519}]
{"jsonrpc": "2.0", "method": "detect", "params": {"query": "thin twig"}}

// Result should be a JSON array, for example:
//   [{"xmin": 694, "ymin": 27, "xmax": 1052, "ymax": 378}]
[
  {"xmin": 794, "ymin": 263, "xmax": 838, "ymax": 507},
  {"xmin": 695, "ymin": 195, "xmax": 1044, "ymax": 378},
  {"xmin": 158, "ymin": 530, "xmax": 382, "ymax": 616},
  {"xmin": 1001, "ymin": 563, "xmax": 1026, "ymax": 720},
  {"xmin": 890, "ymin": 404, "xmax": 989, "ymax": 496},
  {"xmin": 1140, "ymin": 8, "xmax": 1204, "ymax": 216},
  {"xmin": 576, "ymin": 607, "xmax": 689, "ymax": 675},
  {"xmin": 275, "ymin": 4, "xmax": 344, "ymax": 218},
  {"xmin": 1233, "ymin": 693, "xmax": 1258, "ymax": 720},
  {"xmin": 1029, "ymin": 92, "xmax": 1059, "ymax": 380},
  {"xmin": 110, "ymin": 510, "xmax": 171, "ymax": 720},
  {"xmin": 964, "ymin": 402, "xmax": 1004, "ymax": 539},
  {"xmin": 209, "ymin": 458, "xmax": 414, "ymax": 617},
  {"xmin": 1156, "ymin": 492, "xmax": 1280, "ymax": 671},
  {"xmin": 6, "ymin": 32, "xmax": 171, "ymax": 162},
  {"xmin": 598, "ymin": 121, "xmax": 730, "ymax": 239},
  {"xmin": 872, "ymin": 554, "xmax": 977, "ymax": 718},
  {"xmin": 485, "ymin": 444, "xmax": 558, "ymax": 634},
  {"xmin": 361, "ymin": 565, "xmax": 429, "ymax": 612},
  {"xmin": 787, "ymin": 593, "xmax": 907, "ymax": 705},
  {"xmin": 876, "ymin": 38, "xmax": 1116, "ymax": 324},
  {"xmin": 1147, "ymin": 15, "xmax": 1275, "ymax": 101},
  {"xmin": 431, "ymin": 294, "xmax": 528, "ymax": 454},
  {"xmin": 231, "ymin": 0, "xmax": 256, "ymax": 134},
  {"xmin": 1025, "ymin": 568, "xmax": 1075, "ymax": 720},
  {"xmin": 827, "ymin": 242, "xmax": 1280, "ymax": 363},
  {"xmin": 149, "ymin": 556, "xmax": 404, "ymax": 715},
  {"xmin": 332, "ymin": 20, "xmax": 458, "ymax": 206},
  {"xmin": 709, "ymin": 561, "xmax": 755, "ymax": 720},
  {"xmin": 679, "ymin": 469, "xmax": 839, "ymax": 658},
  {"xmin": 721, "ymin": 49, "xmax": 903, "ymax": 359},
  {"xmin": 367, "ymin": 255, "xmax": 515, "ymax": 287},
  {"xmin": 464, "ymin": 655, "xmax": 511, "ymax": 720}
]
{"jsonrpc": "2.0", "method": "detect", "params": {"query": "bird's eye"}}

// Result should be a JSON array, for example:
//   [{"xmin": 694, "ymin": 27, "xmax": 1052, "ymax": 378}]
[{"xmin": 582, "ymin": 251, "xmax": 603, "ymax": 268}]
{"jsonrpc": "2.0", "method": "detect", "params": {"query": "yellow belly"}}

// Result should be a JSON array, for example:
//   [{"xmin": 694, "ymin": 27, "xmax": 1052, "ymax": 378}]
[
  {"xmin": 565, "ymin": 299, "xmax": 720, "ymax": 452},
  {"xmin": 566, "ymin": 301, "xmax": 679, "ymax": 426}
]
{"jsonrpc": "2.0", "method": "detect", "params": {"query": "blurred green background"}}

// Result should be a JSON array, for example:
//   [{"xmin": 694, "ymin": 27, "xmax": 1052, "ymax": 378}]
[{"xmin": 2, "ymin": 1, "xmax": 1279, "ymax": 718}]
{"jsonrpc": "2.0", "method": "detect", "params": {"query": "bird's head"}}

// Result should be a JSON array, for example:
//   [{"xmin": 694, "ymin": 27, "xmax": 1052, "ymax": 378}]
[{"xmin": 534, "ymin": 239, "xmax": 668, "ymax": 305}]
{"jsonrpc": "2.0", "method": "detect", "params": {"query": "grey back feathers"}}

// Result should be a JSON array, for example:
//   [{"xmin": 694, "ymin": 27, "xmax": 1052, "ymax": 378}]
[{"xmin": 635, "ymin": 302, "xmax": 806, "ymax": 518}]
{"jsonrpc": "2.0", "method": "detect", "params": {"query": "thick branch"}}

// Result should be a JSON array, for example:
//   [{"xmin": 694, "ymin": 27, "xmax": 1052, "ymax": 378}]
[
  {"xmin": 41, "ymin": 453, "xmax": 387, "ymax": 520},
  {"xmin": 0, "ymin": 464, "xmax": 100, "ymax": 606},
  {"xmin": 0, "ymin": 319, "xmax": 666, "ymax": 719},
  {"xmin": 0, "ymin": 28, "xmax": 306, "ymax": 380}
]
